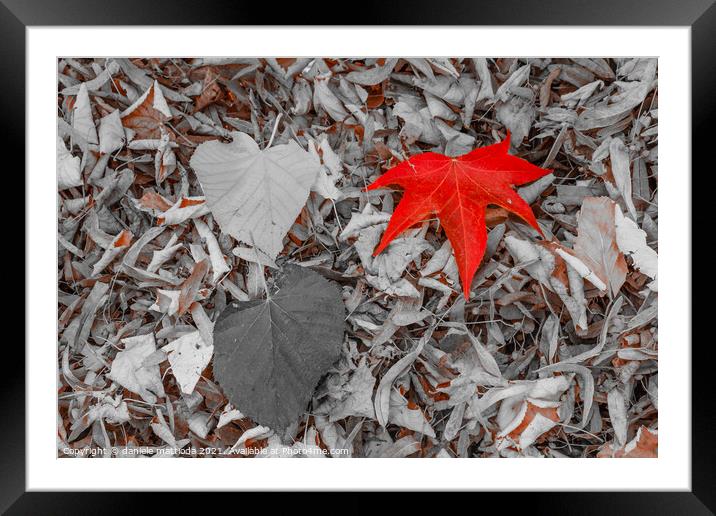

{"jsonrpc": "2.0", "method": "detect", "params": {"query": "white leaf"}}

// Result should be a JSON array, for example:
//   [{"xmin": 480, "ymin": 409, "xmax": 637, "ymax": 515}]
[
  {"xmin": 151, "ymin": 418, "xmax": 177, "ymax": 448},
  {"xmin": 92, "ymin": 229, "xmax": 132, "ymax": 275},
  {"xmin": 162, "ymin": 331, "xmax": 214, "ymax": 395},
  {"xmin": 573, "ymin": 197, "xmax": 628, "ymax": 296},
  {"xmin": 505, "ymin": 235, "xmax": 589, "ymax": 330},
  {"xmin": 418, "ymin": 276, "xmax": 455, "ymax": 295},
  {"xmin": 159, "ymin": 196, "xmax": 210, "ymax": 226},
  {"xmin": 194, "ymin": 219, "xmax": 230, "ymax": 283},
  {"xmin": 87, "ymin": 394, "xmax": 130, "ymax": 425},
  {"xmin": 496, "ymin": 97, "xmax": 535, "ymax": 146},
  {"xmin": 317, "ymin": 136, "xmax": 343, "ymax": 175},
  {"xmin": 577, "ymin": 80, "xmax": 654, "ymax": 130},
  {"xmin": 374, "ymin": 337, "xmax": 426, "ymax": 427},
  {"xmin": 373, "ymin": 237, "xmax": 432, "ymax": 282},
  {"xmin": 57, "ymin": 136, "xmax": 82, "ymax": 190},
  {"xmin": 232, "ymin": 425, "xmax": 273, "ymax": 450},
  {"xmin": 311, "ymin": 168, "xmax": 342, "ymax": 200},
  {"xmin": 154, "ymin": 132, "xmax": 177, "ymax": 183},
  {"xmin": 72, "ymin": 83, "xmax": 98, "ymax": 145},
  {"xmin": 329, "ymin": 360, "xmax": 376, "ymax": 421},
  {"xmin": 473, "ymin": 58, "xmax": 494, "ymax": 102},
  {"xmin": 190, "ymin": 132, "xmax": 320, "ymax": 259},
  {"xmin": 421, "ymin": 240, "xmax": 452, "ymax": 276},
  {"xmin": 554, "ymin": 247, "xmax": 607, "ymax": 292},
  {"xmin": 614, "ymin": 205, "xmax": 658, "ymax": 286},
  {"xmin": 608, "ymin": 138, "xmax": 638, "ymax": 220},
  {"xmin": 108, "ymin": 334, "xmax": 165, "ymax": 403},
  {"xmin": 149, "ymin": 289, "xmax": 180, "ymax": 316},
  {"xmin": 98, "ymin": 109, "xmax": 125, "ymax": 154},
  {"xmin": 493, "ymin": 64, "xmax": 531, "ymax": 102},
  {"xmin": 388, "ymin": 390, "xmax": 436, "ymax": 438},
  {"xmin": 467, "ymin": 332, "xmax": 503, "ymax": 380},
  {"xmin": 482, "ymin": 376, "xmax": 569, "ymax": 451},
  {"xmin": 338, "ymin": 205, "xmax": 391, "ymax": 241},
  {"xmin": 561, "ymin": 80, "xmax": 604, "ymax": 106},
  {"xmin": 313, "ymin": 76, "xmax": 353, "ymax": 123},
  {"xmin": 147, "ymin": 233, "xmax": 182, "ymax": 273},
  {"xmin": 345, "ymin": 58, "xmax": 398, "ymax": 85},
  {"xmin": 217, "ymin": 404, "xmax": 244, "ymax": 428},
  {"xmin": 187, "ymin": 412, "xmax": 211, "ymax": 439},
  {"xmin": 308, "ymin": 139, "xmax": 342, "ymax": 201},
  {"xmin": 607, "ymin": 387, "xmax": 628, "ymax": 447}
]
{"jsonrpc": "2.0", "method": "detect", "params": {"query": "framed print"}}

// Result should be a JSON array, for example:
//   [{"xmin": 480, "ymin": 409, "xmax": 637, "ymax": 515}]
[{"xmin": 9, "ymin": 0, "xmax": 710, "ymax": 512}]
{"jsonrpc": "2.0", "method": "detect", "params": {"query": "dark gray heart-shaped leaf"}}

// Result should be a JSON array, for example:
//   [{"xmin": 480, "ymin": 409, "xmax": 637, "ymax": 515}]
[{"xmin": 212, "ymin": 264, "xmax": 344, "ymax": 430}]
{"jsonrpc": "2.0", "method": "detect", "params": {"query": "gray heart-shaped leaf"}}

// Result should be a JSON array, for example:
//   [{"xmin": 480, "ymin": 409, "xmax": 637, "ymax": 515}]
[{"xmin": 212, "ymin": 265, "xmax": 344, "ymax": 430}]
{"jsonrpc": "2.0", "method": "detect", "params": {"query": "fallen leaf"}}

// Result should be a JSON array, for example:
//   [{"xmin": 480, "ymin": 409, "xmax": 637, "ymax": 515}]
[
  {"xmin": 345, "ymin": 58, "xmax": 398, "ymax": 86},
  {"xmin": 163, "ymin": 331, "xmax": 214, "ymax": 395},
  {"xmin": 92, "ymin": 229, "xmax": 133, "ymax": 276},
  {"xmin": 158, "ymin": 196, "xmax": 210, "ymax": 226},
  {"xmin": 72, "ymin": 83, "xmax": 98, "ymax": 145},
  {"xmin": 194, "ymin": 219, "xmax": 230, "ymax": 283},
  {"xmin": 57, "ymin": 136, "xmax": 82, "ymax": 190},
  {"xmin": 190, "ymin": 131, "xmax": 320, "ymax": 260},
  {"xmin": 368, "ymin": 133, "xmax": 550, "ymax": 298},
  {"xmin": 178, "ymin": 259, "xmax": 209, "ymax": 315},
  {"xmin": 121, "ymin": 80, "xmax": 172, "ymax": 140},
  {"xmin": 598, "ymin": 425, "xmax": 658, "ymax": 458},
  {"xmin": 607, "ymin": 386, "xmax": 628, "ymax": 446},
  {"xmin": 614, "ymin": 205, "xmax": 658, "ymax": 289},
  {"xmin": 505, "ymin": 235, "xmax": 592, "ymax": 331},
  {"xmin": 149, "ymin": 288, "xmax": 181, "ymax": 316},
  {"xmin": 388, "ymin": 389, "xmax": 436, "ymax": 438},
  {"xmin": 134, "ymin": 190, "xmax": 173, "ymax": 216},
  {"xmin": 607, "ymin": 138, "xmax": 638, "ymax": 220},
  {"xmin": 98, "ymin": 109, "xmax": 125, "ymax": 154},
  {"xmin": 573, "ymin": 196, "xmax": 627, "ymax": 296},
  {"xmin": 108, "ymin": 333, "xmax": 165, "ymax": 404},
  {"xmin": 497, "ymin": 399, "xmax": 560, "ymax": 451},
  {"xmin": 374, "ymin": 336, "xmax": 427, "ymax": 427},
  {"xmin": 194, "ymin": 67, "xmax": 224, "ymax": 112},
  {"xmin": 217, "ymin": 404, "xmax": 244, "ymax": 429},
  {"xmin": 212, "ymin": 265, "xmax": 344, "ymax": 430},
  {"xmin": 329, "ymin": 359, "xmax": 376, "ymax": 422}
]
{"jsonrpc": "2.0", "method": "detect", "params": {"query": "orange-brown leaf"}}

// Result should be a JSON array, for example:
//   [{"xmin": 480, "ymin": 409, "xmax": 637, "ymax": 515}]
[{"xmin": 178, "ymin": 259, "xmax": 209, "ymax": 316}]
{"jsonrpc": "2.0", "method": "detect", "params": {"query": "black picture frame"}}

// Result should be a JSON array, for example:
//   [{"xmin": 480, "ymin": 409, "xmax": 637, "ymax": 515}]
[{"xmin": 7, "ymin": 0, "xmax": 710, "ymax": 512}]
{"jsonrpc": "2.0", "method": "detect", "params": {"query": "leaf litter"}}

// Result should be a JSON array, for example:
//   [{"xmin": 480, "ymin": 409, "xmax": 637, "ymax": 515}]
[{"xmin": 58, "ymin": 57, "xmax": 658, "ymax": 458}]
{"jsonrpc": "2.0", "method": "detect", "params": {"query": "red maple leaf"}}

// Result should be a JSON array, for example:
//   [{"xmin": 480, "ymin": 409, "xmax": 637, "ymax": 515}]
[{"xmin": 367, "ymin": 133, "xmax": 551, "ymax": 299}]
